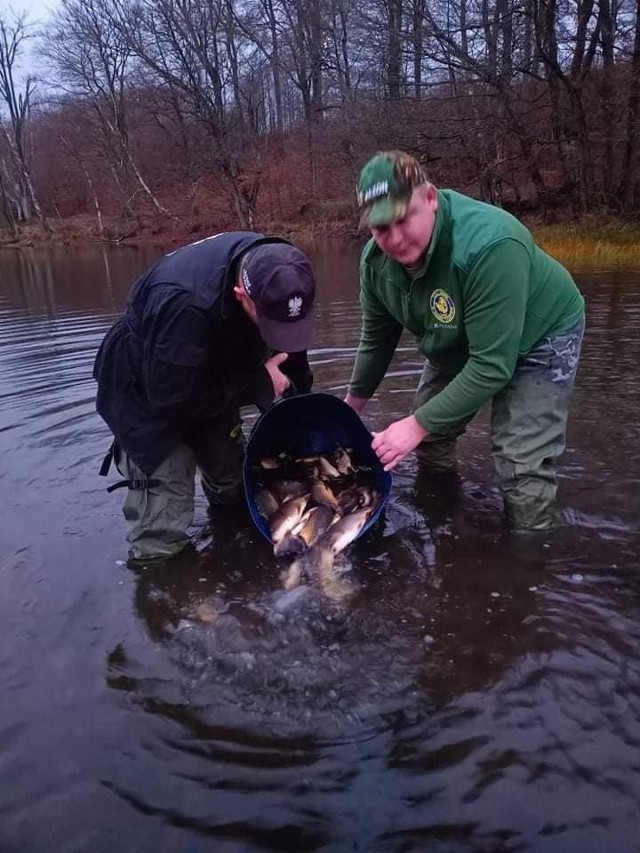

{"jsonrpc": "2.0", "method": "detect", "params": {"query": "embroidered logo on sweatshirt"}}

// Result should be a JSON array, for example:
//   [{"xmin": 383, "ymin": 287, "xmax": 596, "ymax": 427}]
[{"xmin": 430, "ymin": 289, "xmax": 456, "ymax": 324}]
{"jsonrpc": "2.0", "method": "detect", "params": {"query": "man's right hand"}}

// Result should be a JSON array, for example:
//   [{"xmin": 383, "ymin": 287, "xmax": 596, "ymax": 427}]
[{"xmin": 265, "ymin": 352, "xmax": 291, "ymax": 397}]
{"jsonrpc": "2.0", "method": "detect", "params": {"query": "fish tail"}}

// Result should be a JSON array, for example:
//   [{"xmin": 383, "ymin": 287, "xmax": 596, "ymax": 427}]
[
  {"xmin": 281, "ymin": 545, "xmax": 330, "ymax": 590},
  {"xmin": 312, "ymin": 547, "xmax": 358, "ymax": 602},
  {"xmin": 303, "ymin": 545, "xmax": 336, "ymax": 577},
  {"xmin": 316, "ymin": 547, "xmax": 337, "ymax": 579},
  {"xmin": 281, "ymin": 560, "xmax": 304, "ymax": 589}
]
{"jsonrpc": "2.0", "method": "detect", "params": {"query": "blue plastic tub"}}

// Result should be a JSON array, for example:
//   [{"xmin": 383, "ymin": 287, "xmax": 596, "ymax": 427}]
[{"xmin": 243, "ymin": 392, "xmax": 392, "ymax": 544}]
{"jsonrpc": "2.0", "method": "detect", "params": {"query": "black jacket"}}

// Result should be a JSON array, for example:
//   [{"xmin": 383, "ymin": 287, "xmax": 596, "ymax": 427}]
[{"xmin": 93, "ymin": 232, "xmax": 313, "ymax": 474}]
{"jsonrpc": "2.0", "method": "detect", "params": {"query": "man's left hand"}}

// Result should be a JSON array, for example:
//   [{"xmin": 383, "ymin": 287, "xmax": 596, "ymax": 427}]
[{"xmin": 372, "ymin": 415, "xmax": 429, "ymax": 471}]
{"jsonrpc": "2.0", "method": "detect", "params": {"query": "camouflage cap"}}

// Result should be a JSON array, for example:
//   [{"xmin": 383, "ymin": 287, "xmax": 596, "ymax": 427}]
[{"xmin": 356, "ymin": 151, "xmax": 427, "ymax": 227}]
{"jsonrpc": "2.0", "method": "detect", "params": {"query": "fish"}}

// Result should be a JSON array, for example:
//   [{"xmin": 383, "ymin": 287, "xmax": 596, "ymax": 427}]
[
  {"xmin": 269, "ymin": 494, "xmax": 310, "ymax": 545},
  {"xmin": 255, "ymin": 443, "xmax": 383, "ymax": 590},
  {"xmin": 292, "ymin": 505, "xmax": 336, "ymax": 548},
  {"xmin": 189, "ymin": 599, "xmax": 219, "ymax": 624},
  {"xmin": 337, "ymin": 485, "xmax": 380, "ymax": 514},
  {"xmin": 282, "ymin": 545, "xmax": 359, "ymax": 602},
  {"xmin": 274, "ymin": 505, "xmax": 337, "ymax": 557},
  {"xmin": 330, "ymin": 446, "xmax": 355, "ymax": 475},
  {"xmin": 255, "ymin": 488, "xmax": 279, "ymax": 520},
  {"xmin": 310, "ymin": 478, "xmax": 341, "ymax": 513},
  {"xmin": 297, "ymin": 455, "xmax": 341, "ymax": 479},
  {"xmin": 272, "ymin": 478, "xmax": 309, "ymax": 500},
  {"xmin": 317, "ymin": 456, "xmax": 341, "ymax": 479},
  {"xmin": 354, "ymin": 486, "xmax": 379, "ymax": 509},
  {"xmin": 280, "ymin": 504, "xmax": 374, "ymax": 594},
  {"xmin": 260, "ymin": 457, "xmax": 281, "ymax": 469},
  {"xmin": 316, "ymin": 550, "xmax": 360, "ymax": 601},
  {"xmin": 337, "ymin": 487, "xmax": 360, "ymax": 515},
  {"xmin": 316, "ymin": 506, "xmax": 373, "ymax": 555},
  {"xmin": 281, "ymin": 560, "xmax": 304, "ymax": 590},
  {"xmin": 274, "ymin": 532, "xmax": 307, "ymax": 558},
  {"xmin": 294, "ymin": 457, "xmax": 321, "ymax": 480}
]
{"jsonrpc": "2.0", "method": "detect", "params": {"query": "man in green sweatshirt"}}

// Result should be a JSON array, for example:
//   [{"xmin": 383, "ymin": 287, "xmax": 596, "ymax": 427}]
[{"xmin": 345, "ymin": 151, "xmax": 585, "ymax": 530}]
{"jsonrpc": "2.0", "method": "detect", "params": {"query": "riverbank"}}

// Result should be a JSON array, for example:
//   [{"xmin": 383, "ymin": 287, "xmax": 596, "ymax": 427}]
[
  {"xmin": 533, "ymin": 221, "xmax": 640, "ymax": 266},
  {"xmin": 2, "ymin": 211, "xmax": 640, "ymax": 266}
]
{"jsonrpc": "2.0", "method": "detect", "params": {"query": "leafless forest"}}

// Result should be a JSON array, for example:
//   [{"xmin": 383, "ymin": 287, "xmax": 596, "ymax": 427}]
[{"xmin": 1, "ymin": 0, "xmax": 639, "ymax": 238}]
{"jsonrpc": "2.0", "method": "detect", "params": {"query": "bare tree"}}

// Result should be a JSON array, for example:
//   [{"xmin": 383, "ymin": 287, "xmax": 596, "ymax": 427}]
[
  {"xmin": 531, "ymin": 0, "xmax": 599, "ymax": 211},
  {"xmin": 419, "ymin": 0, "xmax": 548, "ymax": 205},
  {"xmin": 108, "ymin": 0, "xmax": 263, "ymax": 227},
  {"xmin": 410, "ymin": 0, "xmax": 426, "ymax": 97},
  {"xmin": 42, "ymin": 0, "xmax": 168, "ymax": 217},
  {"xmin": 277, "ymin": 0, "xmax": 327, "ymax": 187},
  {"xmin": 237, "ymin": 0, "xmax": 287, "ymax": 131},
  {"xmin": 596, "ymin": 0, "xmax": 617, "ymax": 202},
  {"xmin": 52, "ymin": 102, "xmax": 107, "ymax": 237},
  {"xmin": 619, "ymin": 0, "xmax": 640, "ymax": 207},
  {"xmin": 0, "ymin": 10, "xmax": 49, "ymax": 229},
  {"xmin": 0, "ymin": 153, "xmax": 19, "ymax": 236},
  {"xmin": 11, "ymin": 0, "xmax": 640, "ymax": 225},
  {"xmin": 263, "ymin": 0, "xmax": 286, "ymax": 130},
  {"xmin": 327, "ymin": 0, "xmax": 355, "ymax": 100},
  {"xmin": 385, "ymin": 0, "xmax": 404, "ymax": 98}
]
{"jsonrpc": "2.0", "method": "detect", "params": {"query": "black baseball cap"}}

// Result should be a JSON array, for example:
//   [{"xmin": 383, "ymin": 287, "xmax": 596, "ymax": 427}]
[{"xmin": 241, "ymin": 243, "xmax": 316, "ymax": 351}]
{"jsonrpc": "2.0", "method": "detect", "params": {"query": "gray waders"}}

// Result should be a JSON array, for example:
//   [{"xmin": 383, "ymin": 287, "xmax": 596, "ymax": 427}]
[
  {"xmin": 99, "ymin": 412, "xmax": 245, "ymax": 563},
  {"xmin": 413, "ymin": 318, "xmax": 585, "ymax": 530}
]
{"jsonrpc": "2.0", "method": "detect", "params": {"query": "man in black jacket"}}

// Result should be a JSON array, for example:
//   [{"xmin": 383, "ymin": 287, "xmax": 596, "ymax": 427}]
[{"xmin": 94, "ymin": 232, "xmax": 316, "ymax": 564}]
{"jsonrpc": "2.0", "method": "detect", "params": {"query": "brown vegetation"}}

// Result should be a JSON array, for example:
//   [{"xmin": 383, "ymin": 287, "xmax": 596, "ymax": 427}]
[{"xmin": 0, "ymin": 0, "xmax": 639, "ymax": 256}]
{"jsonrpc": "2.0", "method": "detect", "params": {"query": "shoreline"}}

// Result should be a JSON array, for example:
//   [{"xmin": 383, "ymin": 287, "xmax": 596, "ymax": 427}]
[{"xmin": 2, "ymin": 214, "xmax": 640, "ymax": 267}]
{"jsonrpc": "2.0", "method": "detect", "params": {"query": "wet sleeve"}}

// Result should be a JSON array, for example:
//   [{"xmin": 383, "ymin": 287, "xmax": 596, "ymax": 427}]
[
  {"xmin": 347, "ymin": 260, "xmax": 403, "ymax": 399},
  {"xmin": 143, "ymin": 295, "xmax": 273, "ymax": 417},
  {"xmin": 414, "ymin": 239, "xmax": 530, "ymax": 433},
  {"xmin": 280, "ymin": 349, "xmax": 313, "ymax": 394}
]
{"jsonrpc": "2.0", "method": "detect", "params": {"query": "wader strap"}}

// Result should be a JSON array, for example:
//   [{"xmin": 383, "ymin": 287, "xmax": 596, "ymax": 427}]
[
  {"xmin": 99, "ymin": 440, "xmax": 117, "ymax": 477},
  {"xmin": 100, "ymin": 441, "xmax": 159, "ymax": 493},
  {"xmin": 106, "ymin": 478, "xmax": 162, "ymax": 494}
]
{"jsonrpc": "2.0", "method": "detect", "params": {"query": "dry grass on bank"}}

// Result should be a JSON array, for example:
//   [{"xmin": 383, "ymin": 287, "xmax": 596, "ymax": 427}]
[
  {"xmin": 3, "ymin": 212, "xmax": 640, "ymax": 269},
  {"xmin": 533, "ymin": 222, "xmax": 640, "ymax": 266}
]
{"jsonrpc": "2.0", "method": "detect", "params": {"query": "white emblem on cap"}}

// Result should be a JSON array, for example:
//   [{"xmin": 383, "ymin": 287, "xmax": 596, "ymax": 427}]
[
  {"xmin": 288, "ymin": 296, "xmax": 303, "ymax": 317},
  {"xmin": 242, "ymin": 268, "xmax": 252, "ymax": 294}
]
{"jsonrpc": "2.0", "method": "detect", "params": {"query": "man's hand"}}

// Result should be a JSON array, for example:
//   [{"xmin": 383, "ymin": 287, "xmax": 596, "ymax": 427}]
[
  {"xmin": 265, "ymin": 352, "xmax": 291, "ymax": 397},
  {"xmin": 344, "ymin": 392, "xmax": 369, "ymax": 414},
  {"xmin": 372, "ymin": 415, "xmax": 429, "ymax": 471}
]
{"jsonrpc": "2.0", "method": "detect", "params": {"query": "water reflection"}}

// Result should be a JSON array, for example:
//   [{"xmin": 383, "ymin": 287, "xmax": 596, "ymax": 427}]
[
  {"xmin": 1, "ymin": 244, "xmax": 640, "ymax": 850},
  {"xmin": 0, "ymin": 243, "xmax": 161, "ymax": 317}
]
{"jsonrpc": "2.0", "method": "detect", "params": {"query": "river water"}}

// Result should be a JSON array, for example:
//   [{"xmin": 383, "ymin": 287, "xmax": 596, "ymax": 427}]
[{"xmin": 1, "ymin": 241, "xmax": 639, "ymax": 852}]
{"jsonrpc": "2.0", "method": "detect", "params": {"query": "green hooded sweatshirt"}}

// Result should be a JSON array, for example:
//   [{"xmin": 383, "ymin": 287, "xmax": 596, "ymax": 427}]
[{"xmin": 348, "ymin": 189, "xmax": 585, "ymax": 434}]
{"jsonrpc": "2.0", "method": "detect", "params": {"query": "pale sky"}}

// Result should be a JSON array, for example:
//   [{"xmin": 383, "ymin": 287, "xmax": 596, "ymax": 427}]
[
  {"xmin": 0, "ymin": 0, "xmax": 61, "ymax": 88},
  {"xmin": 0, "ymin": 0, "xmax": 60, "ymax": 24}
]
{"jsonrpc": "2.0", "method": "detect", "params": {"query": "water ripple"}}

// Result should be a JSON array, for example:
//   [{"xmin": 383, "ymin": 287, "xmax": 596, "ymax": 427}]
[{"xmin": 2, "ymin": 251, "xmax": 640, "ymax": 850}]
